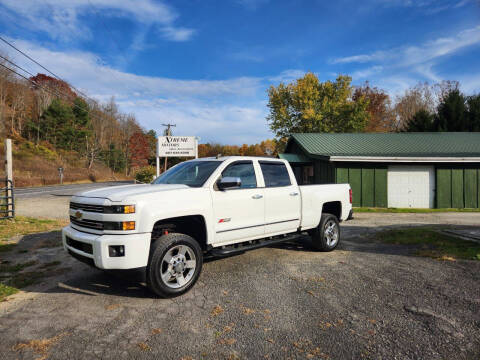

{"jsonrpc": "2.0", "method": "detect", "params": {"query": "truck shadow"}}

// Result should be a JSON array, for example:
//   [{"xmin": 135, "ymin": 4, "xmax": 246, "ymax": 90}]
[{"xmin": 7, "ymin": 223, "xmax": 480, "ymax": 300}]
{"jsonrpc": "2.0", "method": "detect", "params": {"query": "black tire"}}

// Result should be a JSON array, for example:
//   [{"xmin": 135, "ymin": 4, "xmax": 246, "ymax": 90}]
[
  {"xmin": 309, "ymin": 213, "xmax": 340, "ymax": 252},
  {"xmin": 146, "ymin": 233, "xmax": 203, "ymax": 298}
]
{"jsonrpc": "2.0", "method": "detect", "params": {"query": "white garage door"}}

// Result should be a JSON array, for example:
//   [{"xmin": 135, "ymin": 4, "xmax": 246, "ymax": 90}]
[{"xmin": 387, "ymin": 165, "xmax": 435, "ymax": 208}]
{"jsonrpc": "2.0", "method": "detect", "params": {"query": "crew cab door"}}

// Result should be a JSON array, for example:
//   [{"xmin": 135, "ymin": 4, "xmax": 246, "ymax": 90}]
[
  {"xmin": 211, "ymin": 160, "xmax": 265, "ymax": 245},
  {"xmin": 259, "ymin": 161, "xmax": 301, "ymax": 235}
]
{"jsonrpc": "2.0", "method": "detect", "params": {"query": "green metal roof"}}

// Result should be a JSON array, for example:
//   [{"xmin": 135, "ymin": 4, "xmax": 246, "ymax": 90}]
[
  {"xmin": 287, "ymin": 133, "xmax": 480, "ymax": 158},
  {"xmin": 278, "ymin": 153, "xmax": 311, "ymax": 163}
]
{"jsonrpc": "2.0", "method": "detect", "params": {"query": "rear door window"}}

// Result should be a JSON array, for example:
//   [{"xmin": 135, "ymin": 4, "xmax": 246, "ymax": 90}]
[{"xmin": 259, "ymin": 162, "xmax": 291, "ymax": 187}]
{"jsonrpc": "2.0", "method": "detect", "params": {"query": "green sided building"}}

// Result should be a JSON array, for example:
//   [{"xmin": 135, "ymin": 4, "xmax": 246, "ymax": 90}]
[{"xmin": 279, "ymin": 133, "xmax": 480, "ymax": 209}]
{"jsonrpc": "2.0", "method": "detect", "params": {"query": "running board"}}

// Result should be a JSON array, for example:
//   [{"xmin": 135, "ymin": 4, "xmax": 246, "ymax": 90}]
[{"xmin": 208, "ymin": 233, "xmax": 304, "ymax": 257}]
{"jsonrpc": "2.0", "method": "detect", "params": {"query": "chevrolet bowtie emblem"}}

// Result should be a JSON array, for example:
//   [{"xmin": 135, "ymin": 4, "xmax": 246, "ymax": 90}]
[{"xmin": 75, "ymin": 210, "xmax": 83, "ymax": 220}]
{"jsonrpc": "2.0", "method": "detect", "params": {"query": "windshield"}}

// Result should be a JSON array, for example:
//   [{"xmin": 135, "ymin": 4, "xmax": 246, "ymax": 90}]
[{"xmin": 152, "ymin": 160, "xmax": 221, "ymax": 187}]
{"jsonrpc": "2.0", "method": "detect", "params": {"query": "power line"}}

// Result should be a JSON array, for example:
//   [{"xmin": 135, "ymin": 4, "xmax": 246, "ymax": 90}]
[
  {"xmin": 0, "ymin": 54, "xmax": 35, "ymax": 77},
  {"xmin": 0, "ymin": 54, "xmax": 73, "ymax": 101},
  {"xmin": 0, "ymin": 61, "xmax": 106, "ymax": 124},
  {"xmin": 0, "ymin": 35, "xmax": 94, "ymax": 102}
]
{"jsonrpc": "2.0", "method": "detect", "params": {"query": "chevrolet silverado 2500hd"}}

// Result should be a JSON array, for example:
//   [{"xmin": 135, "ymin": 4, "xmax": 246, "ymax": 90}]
[{"xmin": 62, "ymin": 156, "xmax": 352, "ymax": 297}]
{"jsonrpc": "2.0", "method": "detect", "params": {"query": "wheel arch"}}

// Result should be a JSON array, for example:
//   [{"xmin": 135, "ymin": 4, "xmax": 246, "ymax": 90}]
[
  {"xmin": 321, "ymin": 201, "xmax": 342, "ymax": 221},
  {"xmin": 152, "ymin": 215, "xmax": 208, "ymax": 251}
]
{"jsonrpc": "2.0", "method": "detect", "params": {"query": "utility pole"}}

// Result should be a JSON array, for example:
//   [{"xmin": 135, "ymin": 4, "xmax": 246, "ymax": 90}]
[{"xmin": 161, "ymin": 123, "xmax": 176, "ymax": 173}]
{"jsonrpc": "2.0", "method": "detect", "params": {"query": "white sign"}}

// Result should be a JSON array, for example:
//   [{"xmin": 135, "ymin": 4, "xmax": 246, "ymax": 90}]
[{"xmin": 157, "ymin": 136, "xmax": 197, "ymax": 157}]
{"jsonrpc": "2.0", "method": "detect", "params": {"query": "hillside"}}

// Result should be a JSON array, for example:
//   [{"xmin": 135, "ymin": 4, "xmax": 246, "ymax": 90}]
[{"xmin": 2, "ymin": 138, "xmax": 129, "ymax": 187}]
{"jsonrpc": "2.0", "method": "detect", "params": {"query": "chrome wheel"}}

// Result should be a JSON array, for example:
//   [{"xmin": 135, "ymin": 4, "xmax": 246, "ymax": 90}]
[
  {"xmin": 160, "ymin": 245, "xmax": 196, "ymax": 289},
  {"xmin": 324, "ymin": 220, "xmax": 339, "ymax": 247}
]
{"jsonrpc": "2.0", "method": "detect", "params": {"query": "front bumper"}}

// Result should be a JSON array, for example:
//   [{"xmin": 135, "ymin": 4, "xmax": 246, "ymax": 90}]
[{"xmin": 62, "ymin": 225, "xmax": 151, "ymax": 269}]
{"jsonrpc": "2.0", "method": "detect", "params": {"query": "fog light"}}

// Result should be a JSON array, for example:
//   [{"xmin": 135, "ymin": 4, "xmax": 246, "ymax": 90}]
[
  {"xmin": 122, "ymin": 221, "xmax": 135, "ymax": 230},
  {"xmin": 109, "ymin": 245, "xmax": 125, "ymax": 257}
]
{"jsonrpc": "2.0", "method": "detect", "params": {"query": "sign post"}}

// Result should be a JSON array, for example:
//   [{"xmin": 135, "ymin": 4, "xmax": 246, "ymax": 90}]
[
  {"xmin": 58, "ymin": 167, "xmax": 64, "ymax": 184},
  {"xmin": 156, "ymin": 136, "xmax": 198, "ymax": 177},
  {"xmin": 4, "ymin": 139, "xmax": 12, "ymax": 216}
]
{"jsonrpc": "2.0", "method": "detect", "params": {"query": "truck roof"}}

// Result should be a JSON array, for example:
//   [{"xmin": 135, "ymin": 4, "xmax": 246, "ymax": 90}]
[{"xmin": 194, "ymin": 155, "xmax": 282, "ymax": 162}]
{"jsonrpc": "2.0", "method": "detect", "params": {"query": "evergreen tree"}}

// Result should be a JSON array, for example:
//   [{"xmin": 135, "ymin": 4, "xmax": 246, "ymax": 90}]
[
  {"xmin": 466, "ymin": 94, "xmax": 480, "ymax": 131},
  {"xmin": 40, "ymin": 98, "xmax": 75, "ymax": 148},
  {"xmin": 433, "ymin": 89, "xmax": 467, "ymax": 131},
  {"xmin": 404, "ymin": 109, "xmax": 434, "ymax": 132}
]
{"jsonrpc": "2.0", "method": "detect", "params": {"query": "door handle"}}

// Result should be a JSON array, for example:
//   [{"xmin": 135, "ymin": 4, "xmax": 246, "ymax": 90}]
[
  {"xmin": 252, "ymin": 194, "xmax": 263, "ymax": 199},
  {"xmin": 289, "ymin": 192, "xmax": 299, "ymax": 196}
]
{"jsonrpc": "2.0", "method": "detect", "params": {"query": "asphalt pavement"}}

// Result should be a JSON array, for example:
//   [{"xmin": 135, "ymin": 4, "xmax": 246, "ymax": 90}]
[{"xmin": 0, "ymin": 213, "xmax": 479, "ymax": 360}]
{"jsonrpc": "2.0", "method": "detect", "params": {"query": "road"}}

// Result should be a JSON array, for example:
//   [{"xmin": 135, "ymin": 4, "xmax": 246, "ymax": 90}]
[
  {"xmin": 15, "ymin": 181, "xmax": 134, "ymax": 198},
  {"xmin": 15, "ymin": 181, "xmax": 135, "ymax": 219},
  {"xmin": 0, "ymin": 213, "xmax": 479, "ymax": 359}
]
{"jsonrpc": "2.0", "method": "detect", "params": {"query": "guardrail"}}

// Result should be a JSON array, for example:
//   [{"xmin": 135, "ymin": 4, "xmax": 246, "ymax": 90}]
[{"xmin": 0, "ymin": 179, "xmax": 14, "ymax": 219}]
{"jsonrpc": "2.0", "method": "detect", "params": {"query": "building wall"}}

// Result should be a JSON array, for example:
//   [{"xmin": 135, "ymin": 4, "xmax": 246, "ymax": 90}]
[
  {"xmin": 334, "ymin": 164, "xmax": 388, "ymax": 208},
  {"xmin": 314, "ymin": 160, "xmax": 335, "ymax": 184},
  {"xmin": 436, "ymin": 165, "xmax": 480, "ymax": 208},
  {"xmin": 284, "ymin": 144, "xmax": 480, "ymax": 209}
]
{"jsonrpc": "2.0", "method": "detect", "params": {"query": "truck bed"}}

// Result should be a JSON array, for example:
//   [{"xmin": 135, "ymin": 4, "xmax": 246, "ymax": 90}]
[{"xmin": 299, "ymin": 183, "xmax": 351, "ymax": 230}]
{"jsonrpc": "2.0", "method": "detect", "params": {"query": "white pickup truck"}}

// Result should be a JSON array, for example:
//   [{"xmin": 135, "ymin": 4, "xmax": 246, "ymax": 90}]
[{"xmin": 62, "ymin": 156, "xmax": 352, "ymax": 297}]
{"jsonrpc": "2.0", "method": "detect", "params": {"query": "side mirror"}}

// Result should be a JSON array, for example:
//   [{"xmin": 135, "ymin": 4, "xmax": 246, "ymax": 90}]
[{"xmin": 217, "ymin": 177, "xmax": 241, "ymax": 190}]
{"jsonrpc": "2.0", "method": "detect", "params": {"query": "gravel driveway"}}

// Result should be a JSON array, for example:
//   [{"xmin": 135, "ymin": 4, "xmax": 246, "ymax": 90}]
[{"xmin": 0, "ymin": 213, "xmax": 479, "ymax": 359}]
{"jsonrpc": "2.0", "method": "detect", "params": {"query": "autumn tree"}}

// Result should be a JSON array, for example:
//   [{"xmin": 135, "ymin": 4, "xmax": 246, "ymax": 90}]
[
  {"xmin": 0, "ymin": 55, "xmax": 13, "ymax": 137},
  {"xmin": 128, "ymin": 132, "xmax": 150, "ymax": 169},
  {"xmin": 353, "ymin": 82, "xmax": 394, "ymax": 132},
  {"xmin": 267, "ymin": 73, "xmax": 369, "ymax": 143},
  {"xmin": 394, "ymin": 82, "xmax": 435, "ymax": 130}
]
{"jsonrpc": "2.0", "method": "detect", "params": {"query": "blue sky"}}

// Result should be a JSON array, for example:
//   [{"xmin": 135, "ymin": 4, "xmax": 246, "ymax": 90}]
[{"xmin": 0, "ymin": 0, "xmax": 479, "ymax": 144}]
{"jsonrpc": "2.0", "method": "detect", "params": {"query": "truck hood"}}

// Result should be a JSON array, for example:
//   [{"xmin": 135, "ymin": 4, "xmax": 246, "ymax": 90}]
[{"xmin": 73, "ymin": 184, "xmax": 190, "ymax": 202}]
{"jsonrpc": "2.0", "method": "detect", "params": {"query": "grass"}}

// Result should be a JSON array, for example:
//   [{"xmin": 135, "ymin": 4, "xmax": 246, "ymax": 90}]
[
  {"xmin": 0, "ymin": 216, "xmax": 67, "ymax": 252},
  {"xmin": 375, "ymin": 228, "xmax": 480, "ymax": 260},
  {"xmin": 354, "ymin": 207, "xmax": 480, "ymax": 213},
  {"xmin": 0, "ymin": 216, "xmax": 67, "ymax": 298},
  {"xmin": 0, "ymin": 283, "xmax": 19, "ymax": 301}
]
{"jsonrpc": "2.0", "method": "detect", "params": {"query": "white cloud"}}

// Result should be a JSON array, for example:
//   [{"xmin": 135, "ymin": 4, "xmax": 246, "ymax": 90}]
[
  {"xmin": 351, "ymin": 66, "xmax": 384, "ymax": 80},
  {"xmin": 0, "ymin": 0, "xmax": 195, "ymax": 42},
  {"xmin": 123, "ymin": 99, "xmax": 271, "ymax": 144},
  {"xmin": 160, "ymin": 27, "xmax": 196, "ymax": 42},
  {"xmin": 267, "ymin": 69, "xmax": 308, "ymax": 83},
  {"xmin": 3, "ymin": 38, "xmax": 281, "ymax": 144},
  {"xmin": 332, "ymin": 54, "xmax": 381, "ymax": 64},
  {"xmin": 377, "ymin": 0, "xmax": 471, "ymax": 12},
  {"xmin": 332, "ymin": 26, "xmax": 480, "ymax": 66},
  {"xmin": 8, "ymin": 38, "xmax": 262, "ymax": 99},
  {"xmin": 332, "ymin": 26, "xmax": 480, "ymax": 95}
]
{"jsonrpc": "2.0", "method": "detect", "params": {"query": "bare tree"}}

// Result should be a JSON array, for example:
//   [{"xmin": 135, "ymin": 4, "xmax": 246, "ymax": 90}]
[
  {"xmin": 394, "ymin": 82, "xmax": 435, "ymax": 130},
  {"xmin": 0, "ymin": 55, "xmax": 13, "ymax": 138}
]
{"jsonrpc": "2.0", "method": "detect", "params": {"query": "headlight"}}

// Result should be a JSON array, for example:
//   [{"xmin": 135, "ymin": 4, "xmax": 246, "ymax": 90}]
[{"xmin": 105, "ymin": 205, "xmax": 135, "ymax": 214}]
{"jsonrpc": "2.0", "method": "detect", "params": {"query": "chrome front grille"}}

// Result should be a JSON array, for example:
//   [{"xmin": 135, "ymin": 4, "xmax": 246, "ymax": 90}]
[
  {"xmin": 70, "ymin": 202, "xmax": 104, "ymax": 213},
  {"xmin": 70, "ymin": 216, "xmax": 103, "ymax": 230}
]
